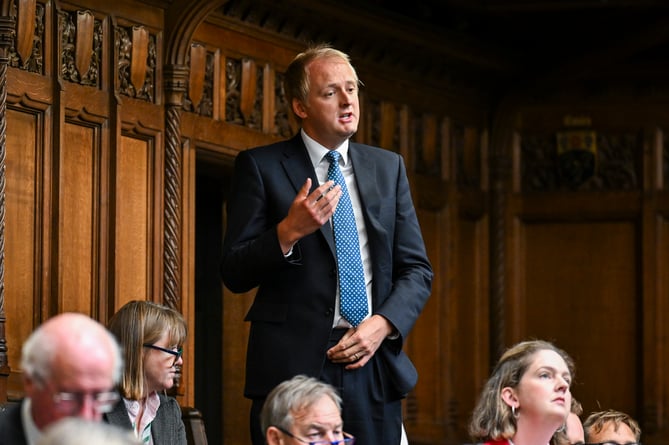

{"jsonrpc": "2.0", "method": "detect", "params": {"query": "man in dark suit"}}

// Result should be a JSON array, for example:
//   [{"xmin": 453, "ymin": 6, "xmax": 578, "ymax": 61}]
[
  {"xmin": 221, "ymin": 44, "xmax": 433, "ymax": 445},
  {"xmin": 0, "ymin": 313, "xmax": 122, "ymax": 445}
]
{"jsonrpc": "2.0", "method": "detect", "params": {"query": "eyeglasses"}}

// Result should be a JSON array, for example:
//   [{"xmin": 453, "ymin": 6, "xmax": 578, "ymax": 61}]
[
  {"xmin": 143, "ymin": 343, "xmax": 183, "ymax": 365},
  {"xmin": 52, "ymin": 390, "xmax": 120, "ymax": 415},
  {"xmin": 275, "ymin": 426, "xmax": 355, "ymax": 445}
]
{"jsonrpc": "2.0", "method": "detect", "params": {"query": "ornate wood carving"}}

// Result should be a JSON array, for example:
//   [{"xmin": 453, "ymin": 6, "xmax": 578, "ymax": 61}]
[
  {"xmin": 183, "ymin": 44, "xmax": 214, "ymax": 117},
  {"xmin": 490, "ymin": 149, "xmax": 510, "ymax": 360},
  {"xmin": 522, "ymin": 132, "xmax": 640, "ymax": 191},
  {"xmin": 162, "ymin": 64, "xmax": 188, "ymax": 311},
  {"xmin": 187, "ymin": 43, "xmax": 205, "ymax": 111},
  {"xmin": 130, "ymin": 26, "xmax": 148, "ymax": 95},
  {"xmin": 0, "ymin": 0, "xmax": 15, "ymax": 403},
  {"xmin": 117, "ymin": 25, "xmax": 155, "ymax": 102},
  {"xmin": 60, "ymin": 9, "xmax": 101, "ymax": 86},
  {"xmin": 8, "ymin": 0, "xmax": 41, "ymax": 73},
  {"xmin": 74, "ymin": 11, "xmax": 93, "ymax": 79},
  {"xmin": 225, "ymin": 56, "xmax": 243, "ymax": 124},
  {"xmin": 273, "ymin": 72, "xmax": 293, "ymax": 137},
  {"xmin": 15, "ymin": 0, "xmax": 33, "ymax": 63}
]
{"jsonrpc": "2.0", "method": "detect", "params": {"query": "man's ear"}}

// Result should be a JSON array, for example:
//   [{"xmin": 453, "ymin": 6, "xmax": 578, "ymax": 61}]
[
  {"xmin": 501, "ymin": 386, "xmax": 518, "ymax": 408},
  {"xmin": 266, "ymin": 426, "xmax": 283, "ymax": 445},
  {"xmin": 292, "ymin": 99, "xmax": 307, "ymax": 120},
  {"xmin": 22, "ymin": 374, "xmax": 36, "ymax": 398}
]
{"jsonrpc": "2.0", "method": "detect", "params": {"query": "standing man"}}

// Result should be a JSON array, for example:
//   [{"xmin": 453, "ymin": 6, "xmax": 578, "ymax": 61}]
[
  {"xmin": 0, "ymin": 312, "xmax": 123, "ymax": 445},
  {"xmin": 221, "ymin": 44, "xmax": 433, "ymax": 445}
]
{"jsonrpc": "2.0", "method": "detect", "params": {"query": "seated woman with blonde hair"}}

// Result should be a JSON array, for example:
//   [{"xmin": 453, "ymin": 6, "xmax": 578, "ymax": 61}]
[{"xmin": 104, "ymin": 300, "xmax": 187, "ymax": 445}]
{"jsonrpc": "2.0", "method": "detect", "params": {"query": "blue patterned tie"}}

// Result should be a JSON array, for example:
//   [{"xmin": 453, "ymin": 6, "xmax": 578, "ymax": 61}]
[{"xmin": 326, "ymin": 150, "xmax": 368, "ymax": 327}]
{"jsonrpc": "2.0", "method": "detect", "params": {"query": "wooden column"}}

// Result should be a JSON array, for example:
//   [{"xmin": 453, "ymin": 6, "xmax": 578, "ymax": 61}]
[
  {"xmin": 0, "ymin": 0, "xmax": 15, "ymax": 404},
  {"xmin": 163, "ymin": 63, "xmax": 188, "ymax": 311}
]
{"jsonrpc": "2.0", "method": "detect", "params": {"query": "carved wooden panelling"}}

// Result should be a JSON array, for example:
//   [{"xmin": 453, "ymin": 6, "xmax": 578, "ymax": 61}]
[
  {"xmin": 521, "ymin": 132, "xmax": 641, "ymax": 191},
  {"xmin": 58, "ymin": 122, "xmax": 97, "ymax": 315},
  {"xmin": 273, "ymin": 71, "xmax": 293, "ymax": 137},
  {"xmin": 413, "ymin": 114, "xmax": 444, "ymax": 178},
  {"xmin": 225, "ymin": 56, "xmax": 243, "ymax": 124},
  {"xmin": 251, "ymin": 63, "xmax": 263, "ymax": 129},
  {"xmin": 116, "ymin": 25, "xmax": 156, "ymax": 102},
  {"xmin": 59, "ymin": 9, "xmax": 102, "ymax": 87},
  {"xmin": 5, "ymin": 107, "xmax": 40, "ymax": 375},
  {"xmin": 457, "ymin": 126, "xmax": 482, "ymax": 189},
  {"xmin": 183, "ymin": 44, "xmax": 215, "ymax": 117},
  {"xmin": 9, "ymin": 0, "xmax": 44, "ymax": 73},
  {"xmin": 115, "ymin": 135, "xmax": 152, "ymax": 306}
]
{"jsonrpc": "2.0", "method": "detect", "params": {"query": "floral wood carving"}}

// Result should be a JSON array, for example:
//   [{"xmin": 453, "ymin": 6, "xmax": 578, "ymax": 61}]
[
  {"xmin": 117, "ymin": 25, "xmax": 155, "ymax": 102},
  {"xmin": 183, "ymin": 43, "xmax": 213, "ymax": 117},
  {"xmin": 59, "ymin": 9, "xmax": 100, "ymax": 86},
  {"xmin": 8, "ymin": 0, "xmax": 43, "ymax": 73},
  {"xmin": 225, "ymin": 57, "xmax": 243, "ymax": 124},
  {"xmin": 521, "ymin": 132, "xmax": 640, "ymax": 191},
  {"xmin": 273, "ymin": 72, "xmax": 294, "ymax": 138}
]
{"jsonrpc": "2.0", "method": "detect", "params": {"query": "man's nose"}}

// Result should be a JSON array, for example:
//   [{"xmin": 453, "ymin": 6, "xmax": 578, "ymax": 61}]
[{"xmin": 78, "ymin": 394, "xmax": 102, "ymax": 421}]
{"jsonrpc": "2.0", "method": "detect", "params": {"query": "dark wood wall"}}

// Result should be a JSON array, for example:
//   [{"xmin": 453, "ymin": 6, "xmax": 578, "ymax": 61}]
[{"xmin": 0, "ymin": 1, "xmax": 667, "ymax": 445}]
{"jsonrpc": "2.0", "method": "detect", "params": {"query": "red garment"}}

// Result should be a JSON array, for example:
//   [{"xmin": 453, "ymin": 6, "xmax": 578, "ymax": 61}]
[{"xmin": 483, "ymin": 440, "xmax": 510, "ymax": 445}]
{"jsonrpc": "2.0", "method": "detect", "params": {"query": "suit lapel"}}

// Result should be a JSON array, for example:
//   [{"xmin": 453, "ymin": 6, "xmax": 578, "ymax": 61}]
[
  {"xmin": 104, "ymin": 399, "xmax": 133, "ymax": 429},
  {"xmin": 280, "ymin": 135, "xmax": 317, "ymax": 195},
  {"xmin": 280, "ymin": 135, "xmax": 336, "ymax": 253},
  {"xmin": 349, "ymin": 144, "xmax": 381, "ymax": 229}
]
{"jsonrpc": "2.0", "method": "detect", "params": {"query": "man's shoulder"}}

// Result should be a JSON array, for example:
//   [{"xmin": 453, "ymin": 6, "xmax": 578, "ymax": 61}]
[
  {"xmin": 350, "ymin": 142, "xmax": 400, "ymax": 160},
  {"xmin": 244, "ymin": 134, "xmax": 302, "ymax": 157}
]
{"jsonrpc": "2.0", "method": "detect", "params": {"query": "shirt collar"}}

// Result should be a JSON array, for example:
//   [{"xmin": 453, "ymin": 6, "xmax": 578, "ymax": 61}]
[
  {"xmin": 300, "ymin": 129, "xmax": 350, "ymax": 168},
  {"xmin": 22, "ymin": 398, "xmax": 41, "ymax": 445}
]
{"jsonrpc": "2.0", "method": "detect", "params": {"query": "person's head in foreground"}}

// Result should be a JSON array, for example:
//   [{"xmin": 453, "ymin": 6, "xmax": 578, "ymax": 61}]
[
  {"xmin": 261, "ymin": 375, "xmax": 354, "ymax": 445},
  {"xmin": 38, "ymin": 417, "xmax": 141, "ymax": 445},
  {"xmin": 21, "ymin": 312, "xmax": 123, "ymax": 430}
]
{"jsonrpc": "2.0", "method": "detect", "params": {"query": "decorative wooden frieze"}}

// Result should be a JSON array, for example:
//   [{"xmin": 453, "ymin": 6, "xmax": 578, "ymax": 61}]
[
  {"xmin": 8, "ymin": 0, "xmax": 43, "ymax": 73},
  {"xmin": 248, "ymin": 62, "xmax": 262, "ymax": 130},
  {"xmin": 521, "ymin": 132, "xmax": 640, "ymax": 191},
  {"xmin": 273, "ymin": 71, "xmax": 293, "ymax": 138},
  {"xmin": 456, "ymin": 126, "xmax": 482, "ymax": 189},
  {"xmin": 224, "ymin": 56, "xmax": 243, "ymax": 124},
  {"xmin": 413, "ymin": 113, "xmax": 443, "ymax": 178},
  {"xmin": 59, "ymin": 9, "xmax": 101, "ymax": 87},
  {"xmin": 116, "ymin": 25, "xmax": 155, "ymax": 102},
  {"xmin": 183, "ymin": 43, "xmax": 213, "ymax": 117}
]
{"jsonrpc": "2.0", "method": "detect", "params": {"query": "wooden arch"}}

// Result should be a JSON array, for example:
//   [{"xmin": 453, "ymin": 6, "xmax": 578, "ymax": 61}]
[{"xmin": 161, "ymin": 0, "xmax": 226, "ymax": 311}]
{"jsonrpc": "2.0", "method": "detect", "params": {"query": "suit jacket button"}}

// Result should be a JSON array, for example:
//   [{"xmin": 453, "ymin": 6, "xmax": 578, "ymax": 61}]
[{"xmin": 325, "ymin": 308, "xmax": 333, "ymax": 316}]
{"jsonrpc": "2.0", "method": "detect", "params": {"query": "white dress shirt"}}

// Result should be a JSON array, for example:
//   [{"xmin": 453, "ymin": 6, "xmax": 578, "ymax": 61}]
[{"xmin": 301, "ymin": 130, "xmax": 372, "ymax": 328}]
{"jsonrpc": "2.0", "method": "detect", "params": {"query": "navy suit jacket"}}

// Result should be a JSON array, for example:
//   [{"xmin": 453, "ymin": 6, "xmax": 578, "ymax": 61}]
[
  {"xmin": 103, "ymin": 394, "xmax": 186, "ymax": 445},
  {"xmin": 221, "ymin": 134, "xmax": 433, "ymax": 399},
  {"xmin": 0, "ymin": 401, "xmax": 27, "ymax": 445}
]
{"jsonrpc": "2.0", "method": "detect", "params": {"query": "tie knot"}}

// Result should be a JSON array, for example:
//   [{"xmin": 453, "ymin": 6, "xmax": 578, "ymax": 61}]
[{"xmin": 325, "ymin": 150, "xmax": 340, "ymax": 165}]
